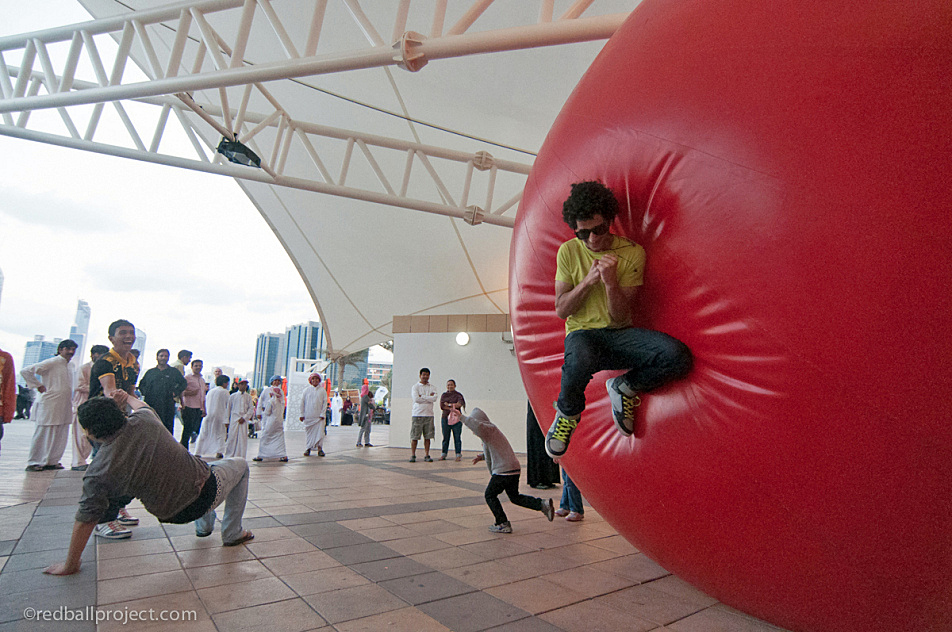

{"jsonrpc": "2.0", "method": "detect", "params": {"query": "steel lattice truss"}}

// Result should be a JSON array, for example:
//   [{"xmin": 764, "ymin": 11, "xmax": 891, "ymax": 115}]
[{"xmin": 0, "ymin": 0, "xmax": 627, "ymax": 228}]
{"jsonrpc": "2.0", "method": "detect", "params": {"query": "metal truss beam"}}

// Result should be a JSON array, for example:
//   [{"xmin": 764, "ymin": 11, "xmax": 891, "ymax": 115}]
[
  {"xmin": 0, "ymin": 67, "xmax": 529, "ymax": 228},
  {"xmin": 0, "ymin": 1, "xmax": 628, "ymax": 228},
  {"xmin": 0, "ymin": 0, "xmax": 627, "ymax": 114}
]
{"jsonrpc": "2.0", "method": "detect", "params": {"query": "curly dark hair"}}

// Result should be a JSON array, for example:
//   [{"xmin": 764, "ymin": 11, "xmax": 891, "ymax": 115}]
[
  {"xmin": 562, "ymin": 181, "xmax": 619, "ymax": 228},
  {"xmin": 77, "ymin": 397, "xmax": 128, "ymax": 439}
]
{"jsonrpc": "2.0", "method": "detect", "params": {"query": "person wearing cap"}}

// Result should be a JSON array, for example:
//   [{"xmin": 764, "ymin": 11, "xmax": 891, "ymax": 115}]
[
  {"xmin": 300, "ymin": 373, "xmax": 328, "ymax": 457},
  {"xmin": 225, "ymin": 379, "xmax": 253, "ymax": 458},
  {"xmin": 253, "ymin": 375, "xmax": 288, "ymax": 462}
]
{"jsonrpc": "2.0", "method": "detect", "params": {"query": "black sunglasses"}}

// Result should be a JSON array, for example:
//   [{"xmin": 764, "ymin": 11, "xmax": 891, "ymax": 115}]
[{"xmin": 574, "ymin": 222, "xmax": 610, "ymax": 240}]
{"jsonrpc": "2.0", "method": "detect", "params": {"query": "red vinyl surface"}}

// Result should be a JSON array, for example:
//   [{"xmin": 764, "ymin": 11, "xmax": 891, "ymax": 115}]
[{"xmin": 509, "ymin": 2, "xmax": 952, "ymax": 630}]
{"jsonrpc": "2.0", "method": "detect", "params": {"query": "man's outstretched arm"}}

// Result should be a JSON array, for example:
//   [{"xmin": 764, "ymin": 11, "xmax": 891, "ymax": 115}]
[{"xmin": 44, "ymin": 520, "xmax": 97, "ymax": 575}]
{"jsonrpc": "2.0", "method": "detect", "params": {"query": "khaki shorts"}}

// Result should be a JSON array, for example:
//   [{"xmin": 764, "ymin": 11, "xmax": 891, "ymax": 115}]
[{"xmin": 410, "ymin": 416, "xmax": 435, "ymax": 441}]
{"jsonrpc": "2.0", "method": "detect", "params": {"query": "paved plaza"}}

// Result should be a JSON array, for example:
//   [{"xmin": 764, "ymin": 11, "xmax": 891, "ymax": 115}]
[{"xmin": 0, "ymin": 418, "xmax": 787, "ymax": 632}]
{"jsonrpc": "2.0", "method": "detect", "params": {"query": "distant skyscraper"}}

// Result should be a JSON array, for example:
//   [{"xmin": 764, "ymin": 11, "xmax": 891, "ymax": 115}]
[
  {"xmin": 133, "ymin": 328, "xmax": 147, "ymax": 358},
  {"xmin": 19, "ymin": 335, "xmax": 59, "ymax": 385},
  {"xmin": 68, "ymin": 299, "xmax": 91, "ymax": 360},
  {"xmin": 277, "ymin": 321, "xmax": 328, "ymax": 379},
  {"xmin": 253, "ymin": 333, "xmax": 282, "ymax": 391}
]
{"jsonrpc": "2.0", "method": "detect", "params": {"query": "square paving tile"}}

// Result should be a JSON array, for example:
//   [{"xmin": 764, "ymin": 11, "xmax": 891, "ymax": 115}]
[
  {"xmin": 97, "ymin": 551, "xmax": 184, "ymax": 580},
  {"xmin": 198, "ymin": 576, "xmax": 297, "ymax": 614},
  {"xmin": 417, "ymin": 592, "xmax": 532, "ymax": 632},
  {"xmin": 596, "ymin": 583, "xmax": 706, "ymax": 626},
  {"xmin": 98, "ymin": 569, "xmax": 194, "ymax": 605},
  {"xmin": 379, "ymin": 571, "xmax": 476, "ymax": 605},
  {"xmin": 245, "ymin": 537, "xmax": 318, "ymax": 558},
  {"xmin": 485, "ymin": 577, "xmax": 587, "ymax": 615},
  {"xmin": 349, "ymin": 556, "xmax": 432, "ymax": 582},
  {"xmin": 543, "ymin": 564, "xmax": 635, "ymax": 598},
  {"xmin": 282, "ymin": 566, "xmax": 371, "ymax": 596},
  {"xmin": 259, "ymin": 550, "xmax": 341, "ymax": 576},
  {"xmin": 211, "ymin": 597, "xmax": 326, "ymax": 632},
  {"xmin": 338, "ymin": 606, "xmax": 453, "ymax": 632},
  {"xmin": 185, "ymin": 559, "xmax": 275, "ymax": 589},
  {"xmin": 96, "ymin": 537, "xmax": 174, "ymax": 560},
  {"xmin": 539, "ymin": 598, "xmax": 658, "ymax": 632},
  {"xmin": 443, "ymin": 559, "xmax": 541, "ymax": 590},
  {"xmin": 322, "ymin": 541, "xmax": 400, "ymax": 565},
  {"xmin": 303, "ymin": 584, "xmax": 409, "ymax": 624}
]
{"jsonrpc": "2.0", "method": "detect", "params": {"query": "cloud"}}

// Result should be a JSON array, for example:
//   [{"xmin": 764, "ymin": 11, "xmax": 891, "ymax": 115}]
[{"xmin": 0, "ymin": 187, "xmax": 130, "ymax": 233}]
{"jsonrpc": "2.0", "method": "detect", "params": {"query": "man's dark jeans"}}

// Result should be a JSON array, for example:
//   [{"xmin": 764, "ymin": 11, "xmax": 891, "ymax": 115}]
[
  {"xmin": 557, "ymin": 327, "xmax": 692, "ymax": 417},
  {"xmin": 180, "ymin": 407, "xmax": 203, "ymax": 450},
  {"xmin": 485, "ymin": 473, "xmax": 542, "ymax": 525}
]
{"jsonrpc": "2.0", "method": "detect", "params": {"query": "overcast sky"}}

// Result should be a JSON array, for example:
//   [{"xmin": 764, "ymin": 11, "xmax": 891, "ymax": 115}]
[{"xmin": 0, "ymin": 1, "xmax": 384, "ymax": 375}]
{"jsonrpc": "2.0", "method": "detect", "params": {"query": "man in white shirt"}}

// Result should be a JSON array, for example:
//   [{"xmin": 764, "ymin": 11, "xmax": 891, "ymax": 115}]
[
  {"xmin": 21, "ymin": 340, "xmax": 77, "ymax": 471},
  {"xmin": 300, "ymin": 373, "xmax": 329, "ymax": 457},
  {"xmin": 69, "ymin": 344, "xmax": 108, "ymax": 471},
  {"xmin": 409, "ymin": 367, "xmax": 438, "ymax": 463}
]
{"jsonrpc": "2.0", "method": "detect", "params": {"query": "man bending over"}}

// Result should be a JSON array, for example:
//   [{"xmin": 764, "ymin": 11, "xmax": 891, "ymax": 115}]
[{"xmin": 44, "ymin": 393, "xmax": 253, "ymax": 576}]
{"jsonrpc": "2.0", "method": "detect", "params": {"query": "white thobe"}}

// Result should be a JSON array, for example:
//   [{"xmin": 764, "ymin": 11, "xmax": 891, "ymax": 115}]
[
  {"xmin": 224, "ymin": 391, "xmax": 254, "ymax": 458},
  {"xmin": 331, "ymin": 395, "xmax": 343, "ymax": 427},
  {"xmin": 256, "ymin": 388, "xmax": 287, "ymax": 459},
  {"xmin": 20, "ymin": 355, "xmax": 74, "ymax": 467},
  {"xmin": 69, "ymin": 361, "xmax": 94, "ymax": 467},
  {"xmin": 195, "ymin": 386, "xmax": 229, "ymax": 457},
  {"xmin": 301, "ymin": 385, "xmax": 328, "ymax": 451}
]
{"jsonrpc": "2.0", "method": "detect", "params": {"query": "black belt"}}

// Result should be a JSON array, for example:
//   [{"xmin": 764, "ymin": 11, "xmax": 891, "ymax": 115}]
[{"xmin": 164, "ymin": 471, "xmax": 217, "ymax": 524}]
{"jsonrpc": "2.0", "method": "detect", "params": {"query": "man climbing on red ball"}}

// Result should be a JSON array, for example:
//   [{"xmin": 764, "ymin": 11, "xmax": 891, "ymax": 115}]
[{"xmin": 546, "ymin": 181, "xmax": 693, "ymax": 458}]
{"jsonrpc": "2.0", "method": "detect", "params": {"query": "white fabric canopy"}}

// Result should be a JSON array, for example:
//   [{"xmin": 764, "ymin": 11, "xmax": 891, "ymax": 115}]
[{"xmin": 70, "ymin": 0, "xmax": 626, "ymax": 356}]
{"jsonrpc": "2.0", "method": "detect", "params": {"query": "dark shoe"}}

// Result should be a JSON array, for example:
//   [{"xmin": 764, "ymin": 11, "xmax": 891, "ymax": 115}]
[
  {"xmin": 25, "ymin": 465, "xmax": 44, "ymax": 472},
  {"xmin": 317, "ymin": 450, "xmax": 325, "ymax": 457},
  {"xmin": 423, "ymin": 455, "xmax": 433, "ymax": 462},
  {"xmin": 279, "ymin": 457, "xmax": 289, "ymax": 462},
  {"xmin": 364, "ymin": 443, "xmax": 373, "ymax": 447},
  {"xmin": 196, "ymin": 530, "xmax": 212, "ymax": 537},
  {"xmin": 545, "ymin": 411, "xmax": 579, "ymax": 458},
  {"xmin": 303, "ymin": 449, "xmax": 311, "ymax": 456},
  {"xmin": 409, "ymin": 455, "xmax": 416, "ymax": 463},
  {"xmin": 356, "ymin": 443, "xmax": 363, "ymax": 448},
  {"xmin": 43, "ymin": 463, "xmax": 65, "ymax": 470},
  {"xmin": 543, "ymin": 498, "xmax": 555, "ymax": 521},
  {"xmin": 606, "ymin": 376, "xmax": 641, "ymax": 436},
  {"xmin": 71, "ymin": 464, "xmax": 88, "ymax": 471},
  {"xmin": 489, "ymin": 522, "xmax": 512, "ymax": 534},
  {"xmin": 252, "ymin": 457, "xmax": 263, "ymax": 462},
  {"xmin": 223, "ymin": 530, "xmax": 254, "ymax": 546}
]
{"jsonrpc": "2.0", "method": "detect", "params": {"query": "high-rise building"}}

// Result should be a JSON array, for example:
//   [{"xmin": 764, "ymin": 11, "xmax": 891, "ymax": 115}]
[
  {"xmin": 277, "ymin": 321, "xmax": 328, "ymax": 380},
  {"xmin": 340, "ymin": 348, "xmax": 369, "ymax": 389},
  {"xmin": 253, "ymin": 333, "xmax": 282, "ymax": 391},
  {"xmin": 19, "ymin": 335, "xmax": 60, "ymax": 385},
  {"xmin": 68, "ymin": 299, "xmax": 91, "ymax": 360},
  {"xmin": 133, "ymin": 328, "xmax": 147, "ymax": 359}
]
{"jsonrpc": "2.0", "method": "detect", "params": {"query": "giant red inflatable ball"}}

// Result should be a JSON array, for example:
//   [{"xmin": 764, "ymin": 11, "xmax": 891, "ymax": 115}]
[{"xmin": 510, "ymin": 2, "xmax": 952, "ymax": 631}]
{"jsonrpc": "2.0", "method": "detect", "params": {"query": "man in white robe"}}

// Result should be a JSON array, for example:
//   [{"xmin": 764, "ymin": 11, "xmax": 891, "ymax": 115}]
[
  {"xmin": 253, "ymin": 375, "xmax": 288, "ymax": 462},
  {"xmin": 21, "ymin": 340, "xmax": 77, "ymax": 471},
  {"xmin": 300, "ymin": 373, "xmax": 329, "ymax": 457},
  {"xmin": 331, "ymin": 392, "xmax": 343, "ymax": 427},
  {"xmin": 69, "ymin": 344, "xmax": 108, "ymax": 471},
  {"xmin": 224, "ymin": 379, "xmax": 253, "ymax": 458},
  {"xmin": 195, "ymin": 375, "xmax": 230, "ymax": 459}
]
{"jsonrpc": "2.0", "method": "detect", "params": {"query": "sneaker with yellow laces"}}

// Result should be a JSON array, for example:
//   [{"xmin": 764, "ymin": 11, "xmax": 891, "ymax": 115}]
[
  {"xmin": 545, "ymin": 411, "xmax": 579, "ymax": 458},
  {"xmin": 606, "ymin": 377, "xmax": 641, "ymax": 436}
]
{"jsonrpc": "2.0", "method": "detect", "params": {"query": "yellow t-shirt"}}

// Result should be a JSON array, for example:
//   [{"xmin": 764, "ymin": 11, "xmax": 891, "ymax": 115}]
[{"xmin": 555, "ymin": 235, "xmax": 645, "ymax": 334}]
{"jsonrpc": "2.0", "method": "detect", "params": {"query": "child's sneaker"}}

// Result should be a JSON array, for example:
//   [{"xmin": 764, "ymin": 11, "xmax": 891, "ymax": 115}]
[
  {"xmin": 116, "ymin": 508, "xmax": 139, "ymax": 526},
  {"xmin": 566, "ymin": 511, "xmax": 584, "ymax": 522},
  {"xmin": 95, "ymin": 522, "xmax": 132, "ymax": 539},
  {"xmin": 489, "ymin": 522, "xmax": 512, "ymax": 534},
  {"xmin": 545, "ymin": 412, "xmax": 579, "ymax": 458},
  {"xmin": 606, "ymin": 377, "xmax": 641, "ymax": 436},
  {"xmin": 543, "ymin": 498, "xmax": 555, "ymax": 521}
]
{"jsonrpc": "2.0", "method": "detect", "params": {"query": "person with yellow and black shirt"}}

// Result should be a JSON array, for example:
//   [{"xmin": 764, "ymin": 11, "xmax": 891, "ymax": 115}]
[{"xmin": 87, "ymin": 318, "xmax": 141, "ymax": 539}]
